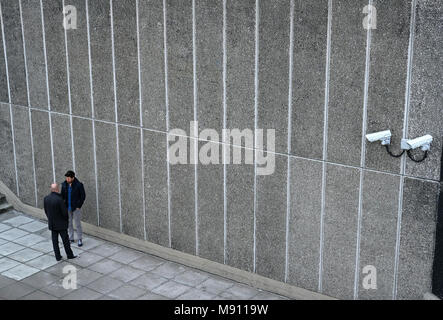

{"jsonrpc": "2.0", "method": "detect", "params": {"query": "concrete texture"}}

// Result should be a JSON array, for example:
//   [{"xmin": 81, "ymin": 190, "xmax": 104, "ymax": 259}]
[
  {"xmin": 12, "ymin": 107, "xmax": 35, "ymax": 206},
  {"xmin": 50, "ymin": 113, "xmax": 73, "ymax": 182},
  {"xmin": 365, "ymin": 0, "xmax": 411, "ymax": 173},
  {"xmin": 397, "ymin": 177, "xmax": 439, "ymax": 299},
  {"xmin": 65, "ymin": 0, "xmax": 91, "ymax": 118},
  {"xmin": 0, "ymin": 103, "xmax": 16, "ymax": 193},
  {"xmin": 21, "ymin": 0, "xmax": 48, "ymax": 110},
  {"xmin": 0, "ymin": 8, "xmax": 7, "ymax": 103},
  {"xmin": 288, "ymin": 158, "xmax": 322, "ymax": 292},
  {"xmin": 322, "ymin": 164, "xmax": 360, "ymax": 299},
  {"xmin": 291, "ymin": 0, "xmax": 328, "ymax": 159},
  {"xmin": 0, "ymin": 0, "xmax": 27, "ymax": 106},
  {"xmin": 406, "ymin": 0, "xmax": 443, "ymax": 181}
]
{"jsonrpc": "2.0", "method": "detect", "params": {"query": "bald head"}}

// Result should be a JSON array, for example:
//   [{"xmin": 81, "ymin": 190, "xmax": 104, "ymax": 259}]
[{"xmin": 50, "ymin": 183, "xmax": 59, "ymax": 193}]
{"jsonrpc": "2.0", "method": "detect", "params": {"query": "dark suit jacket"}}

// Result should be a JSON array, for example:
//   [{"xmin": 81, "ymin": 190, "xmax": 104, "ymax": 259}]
[
  {"xmin": 61, "ymin": 178, "xmax": 86, "ymax": 210},
  {"xmin": 43, "ymin": 192, "xmax": 69, "ymax": 231}
]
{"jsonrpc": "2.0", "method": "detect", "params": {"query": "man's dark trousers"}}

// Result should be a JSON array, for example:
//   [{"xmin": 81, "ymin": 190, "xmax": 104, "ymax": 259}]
[{"xmin": 43, "ymin": 192, "xmax": 75, "ymax": 260}]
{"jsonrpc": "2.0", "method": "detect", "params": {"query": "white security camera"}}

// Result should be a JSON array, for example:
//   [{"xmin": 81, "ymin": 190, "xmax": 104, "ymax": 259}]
[
  {"xmin": 365, "ymin": 130, "xmax": 392, "ymax": 145},
  {"xmin": 401, "ymin": 134, "xmax": 433, "ymax": 151}
]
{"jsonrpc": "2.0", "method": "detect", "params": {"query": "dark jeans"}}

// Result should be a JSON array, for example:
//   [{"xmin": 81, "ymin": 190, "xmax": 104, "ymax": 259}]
[{"xmin": 51, "ymin": 229, "xmax": 74, "ymax": 260}]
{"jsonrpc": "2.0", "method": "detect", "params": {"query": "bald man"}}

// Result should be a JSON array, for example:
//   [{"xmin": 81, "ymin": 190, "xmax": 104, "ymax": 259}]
[{"xmin": 43, "ymin": 183, "xmax": 76, "ymax": 261}]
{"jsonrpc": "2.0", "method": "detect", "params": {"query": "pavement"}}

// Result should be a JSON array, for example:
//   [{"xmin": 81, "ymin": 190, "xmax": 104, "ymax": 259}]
[{"xmin": 0, "ymin": 210, "xmax": 289, "ymax": 300}]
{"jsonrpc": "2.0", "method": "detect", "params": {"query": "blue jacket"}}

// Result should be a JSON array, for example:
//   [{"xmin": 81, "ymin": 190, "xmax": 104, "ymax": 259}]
[{"xmin": 61, "ymin": 178, "xmax": 86, "ymax": 210}]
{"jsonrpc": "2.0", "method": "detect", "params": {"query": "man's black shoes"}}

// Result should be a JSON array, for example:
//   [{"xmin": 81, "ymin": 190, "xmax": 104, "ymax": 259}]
[
  {"xmin": 78, "ymin": 239, "xmax": 83, "ymax": 247},
  {"xmin": 70, "ymin": 239, "xmax": 74, "ymax": 243},
  {"xmin": 56, "ymin": 256, "xmax": 62, "ymax": 261},
  {"xmin": 67, "ymin": 255, "xmax": 77, "ymax": 260}
]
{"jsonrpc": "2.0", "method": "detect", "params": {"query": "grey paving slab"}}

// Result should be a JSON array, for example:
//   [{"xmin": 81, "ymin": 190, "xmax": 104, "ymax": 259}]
[
  {"xmin": 195, "ymin": 277, "xmax": 235, "ymax": 295},
  {"xmin": 20, "ymin": 290, "xmax": 58, "ymax": 300},
  {"xmin": 150, "ymin": 262, "xmax": 187, "ymax": 279},
  {"xmin": 257, "ymin": 0, "xmax": 290, "ymax": 154},
  {"xmin": 119, "ymin": 125, "xmax": 144, "ymax": 239},
  {"xmin": 326, "ymin": 0, "xmax": 367, "ymax": 166},
  {"xmin": 30, "ymin": 110, "xmax": 53, "ymax": 208},
  {"xmin": 0, "ymin": 0, "xmax": 27, "ymax": 106},
  {"xmin": 0, "ymin": 282, "xmax": 36, "ymax": 300},
  {"xmin": 72, "ymin": 117, "xmax": 98, "ymax": 226},
  {"xmin": 21, "ymin": 271, "xmax": 59, "ymax": 289},
  {"xmin": 76, "ymin": 236, "xmax": 104, "ymax": 251},
  {"xmin": 8, "ymin": 248, "xmax": 43, "ymax": 263},
  {"xmin": 177, "ymin": 288, "xmax": 216, "ymax": 300},
  {"xmin": 21, "ymin": 0, "xmax": 48, "ymax": 109},
  {"xmin": 173, "ymin": 269, "xmax": 209, "ymax": 287},
  {"xmin": 288, "ymin": 158, "xmax": 322, "ymax": 292},
  {"xmin": 0, "ymin": 223, "xmax": 11, "ymax": 233},
  {"xmin": 152, "ymin": 280, "xmax": 192, "ymax": 299},
  {"xmin": 0, "ymin": 228, "xmax": 29, "ymax": 241},
  {"xmin": 40, "ymin": 278, "xmax": 81, "ymax": 298},
  {"xmin": 18, "ymin": 221, "xmax": 47, "ymax": 233},
  {"xmin": 139, "ymin": 0, "xmax": 166, "ymax": 131},
  {"xmin": 406, "ymin": 0, "xmax": 443, "ymax": 181},
  {"xmin": 26, "ymin": 254, "xmax": 60, "ymax": 270},
  {"xmin": 88, "ymin": 259, "xmax": 124, "ymax": 275},
  {"xmin": 30, "ymin": 240, "xmax": 55, "ymax": 254},
  {"xmin": 0, "ymin": 242, "xmax": 26, "ymax": 256},
  {"xmin": 218, "ymin": 284, "xmax": 261, "ymax": 300},
  {"xmin": 397, "ymin": 178, "xmax": 439, "ymax": 299},
  {"xmin": 69, "ymin": 252, "xmax": 104, "ymax": 268},
  {"xmin": 129, "ymin": 272, "xmax": 168, "ymax": 291},
  {"xmin": 358, "ymin": 171, "xmax": 399, "ymax": 299},
  {"xmin": 3, "ymin": 215, "xmax": 34, "ymax": 227},
  {"xmin": 88, "ymin": 0, "xmax": 115, "ymax": 122},
  {"xmin": 107, "ymin": 284, "xmax": 146, "ymax": 300},
  {"xmin": 62, "ymin": 287, "xmax": 103, "ymax": 300},
  {"xmin": 0, "ymin": 238, "xmax": 7, "ymax": 246},
  {"xmin": 86, "ymin": 275, "xmax": 124, "ymax": 295},
  {"xmin": 14, "ymin": 233, "xmax": 47, "ymax": 247},
  {"xmin": 88, "ymin": 243, "xmax": 124, "ymax": 257},
  {"xmin": 94, "ymin": 121, "xmax": 120, "ymax": 232},
  {"xmin": 128, "ymin": 255, "xmax": 165, "ymax": 272},
  {"xmin": 251, "ymin": 291, "xmax": 288, "ymax": 300},
  {"xmin": 41, "ymin": 0, "xmax": 69, "ymax": 113},
  {"xmin": 12, "ymin": 107, "xmax": 36, "ymax": 206},
  {"xmin": 44, "ymin": 261, "xmax": 76, "ymax": 278},
  {"xmin": 143, "ymin": 130, "xmax": 169, "ymax": 247},
  {"xmin": 291, "ymin": 0, "xmax": 328, "ymax": 159},
  {"xmin": 0, "ymin": 104, "xmax": 16, "ymax": 193},
  {"xmin": 0, "ymin": 274, "xmax": 17, "ymax": 289},
  {"xmin": 365, "ymin": 0, "xmax": 411, "ymax": 174},
  {"xmin": 137, "ymin": 292, "xmax": 167, "ymax": 300},
  {"xmin": 1, "ymin": 264, "xmax": 40, "ymax": 281},
  {"xmin": 75, "ymin": 268, "xmax": 103, "ymax": 287},
  {"xmin": 51, "ymin": 113, "xmax": 73, "ymax": 181},
  {"xmin": 108, "ymin": 248, "xmax": 144, "ymax": 264},
  {"xmin": 0, "ymin": 257, "xmax": 21, "ymax": 273},
  {"xmin": 322, "ymin": 164, "xmax": 360, "ymax": 300},
  {"xmin": 109, "ymin": 265, "xmax": 145, "ymax": 283}
]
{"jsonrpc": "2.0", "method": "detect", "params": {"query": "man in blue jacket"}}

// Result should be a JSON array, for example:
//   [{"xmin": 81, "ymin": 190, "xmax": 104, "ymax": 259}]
[{"xmin": 61, "ymin": 170, "xmax": 86, "ymax": 247}]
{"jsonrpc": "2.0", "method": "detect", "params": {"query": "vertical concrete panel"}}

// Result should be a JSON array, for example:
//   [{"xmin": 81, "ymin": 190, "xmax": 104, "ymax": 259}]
[
  {"xmin": 358, "ymin": 171, "xmax": 399, "ymax": 299},
  {"xmin": 406, "ymin": 0, "xmax": 443, "ymax": 180},
  {"xmin": 195, "ymin": 0, "xmax": 223, "ymax": 132},
  {"xmin": 257, "ymin": 0, "xmax": 289, "ymax": 154},
  {"xmin": 143, "ymin": 130, "xmax": 169, "ymax": 247},
  {"xmin": 255, "ymin": 154, "xmax": 287, "ymax": 281},
  {"xmin": 12, "ymin": 106, "xmax": 35, "ymax": 206},
  {"xmin": 197, "ymin": 140, "xmax": 224, "ymax": 263},
  {"xmin": 42, "ymin": 0, "xmax": 69, "ymax": 113},
  {"xmin": 65, "ymin": 0, "xmax": 91, "ymax": 118},
  {"xmin": 31, "ymin": 109, "xmax": 52, "ymax": 208},
  {"xmin": 88, "ymin": 0, "xmax": 114, "ymax": 122},
  {"xmin": 327, "ymin": 0, "xmax": 367, "ymax": 166},
  {"xmin": 138, "ymin": 0, "xmax": 166, "ymax": 131},
  {"xmin": 1, "ymin": 0, "xmax": 27, "ymax": 106},
  {"xmin": 0, "ymin": 11, "xmax": 8, "ymax": 103},
  {"xmin": 21, "ymin": 0, "xmax": 48, "ymax": 109},
  {"xmin": 226, "ymin": 145, "xmax": 255, "ymax": 272},
  {"xmin": 51, "ymin": 113, "xmax": 72, "ymax": 182},
  {"xmin": 291, "ymin": 0, "xmax": 328, "ymax": 159},
  {"xmin": 0, "ymin": 103, "xmax": 16, "ymax": 193},
  {"xmin": 112, "ymin": 0, "xmax": 139, "ymax": 126},
  {"xmin": 119, "ymin": 125, "xmax": 144, "ymax": 239},
  {"xmin": 397, "ymin": 178, "xmax": 438, "ymax": 299},
  {"xmin": 365, "ymin": 0, "xmax": 410, "ymax": 174},
  {"xmin": 72, "ymin": 117, "xmax": 97, "ymax": 225},
  {"xmin": 95, "ymin": 121, "xmax": 120, "ymax": 233},
  {"xmin": 225, "ymin": 0, "xmax": 255, "ymax": 271},
  {"xmin": 288, "ymin": 158, "xmax": 322, "ymax": 292},
  {"xmin": 322, "ymin": 164, "xmax": 360, "ymax": 299},
  {"xmin": 166, "ymin": 0, "xmax": 193, "ymax": 132}
]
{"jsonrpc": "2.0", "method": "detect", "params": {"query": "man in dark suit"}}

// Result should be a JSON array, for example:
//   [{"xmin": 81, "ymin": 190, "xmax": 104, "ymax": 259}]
[
  {"xmin": 60, "ymin": 170, "xmax": 86, "ymax": 247},
  {"xmin": 43, "ymin": 183, "xmax": 76, "ymax": 261}
]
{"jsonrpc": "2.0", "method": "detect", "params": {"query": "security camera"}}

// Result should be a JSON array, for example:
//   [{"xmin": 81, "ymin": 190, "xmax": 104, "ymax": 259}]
[
  {"xmin": 401, "ymin": 134, "xmax": 433, "ymax": 151},
  {"xmin": 365, "ymin": 130, "xmax": 392, "ymax": 145}
]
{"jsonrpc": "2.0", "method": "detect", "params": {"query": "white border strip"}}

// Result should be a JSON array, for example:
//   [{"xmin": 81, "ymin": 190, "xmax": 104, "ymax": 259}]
[
  {"xmin": 284, "ymin": 0, "xmax": 294, "ymax": 283},
  {"xmin": 0, "ymin": 1, "xmax": 19, "ymax": 196},
  {"xmin": 192, "ymin": 0, "xmax": 199, "ymax": 256},
  {"xmin": 353, "ymin": 0, "xmax": 373, "ymax": 299},
  {"xmin": 318, "ymin": 0, "xmax": 332, "ymax": 293},
  {"xmin": 62, "ymin": 0, "xmax": 75, "ymax": 172},
  {"xmin": 135, "ymin": 0, "xmax": 147, "ymax": 241},
  {"xmin": 110, "ymin": 0, "xmax": 122, "ymax": 233},
  {"xmin": 39, "ymin": 0, "xmax": 56, "ymax": 183},
  {"xmin": 222, "ymin": 0, "xmax": 227, "ymax": 265},
  {"xmin": 163, "ymin": 0, "xmax": 172, "ymax": 248},
  {"xmin": 85, "ymin": 0, "xmax": 100, "ymax": 226},
  {"xmin": 393, "ymin": 0, "xmax": 416, "ymax": 300}
]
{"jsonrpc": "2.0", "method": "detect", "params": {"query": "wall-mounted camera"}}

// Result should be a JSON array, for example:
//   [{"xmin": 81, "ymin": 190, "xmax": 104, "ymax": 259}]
[
  {"xmin": 365, "ymin": 130, "xmax": 392, "ymax": 145},
  {"xmin": 401, "ymin": 134, "xmax": 433, "ymax": 151}
]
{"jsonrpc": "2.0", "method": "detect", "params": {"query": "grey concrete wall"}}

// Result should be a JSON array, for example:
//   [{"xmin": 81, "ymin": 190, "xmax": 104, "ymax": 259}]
[{"xmin": 0, "ymin": 0, "xmax": 441, "ymax": 300}]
